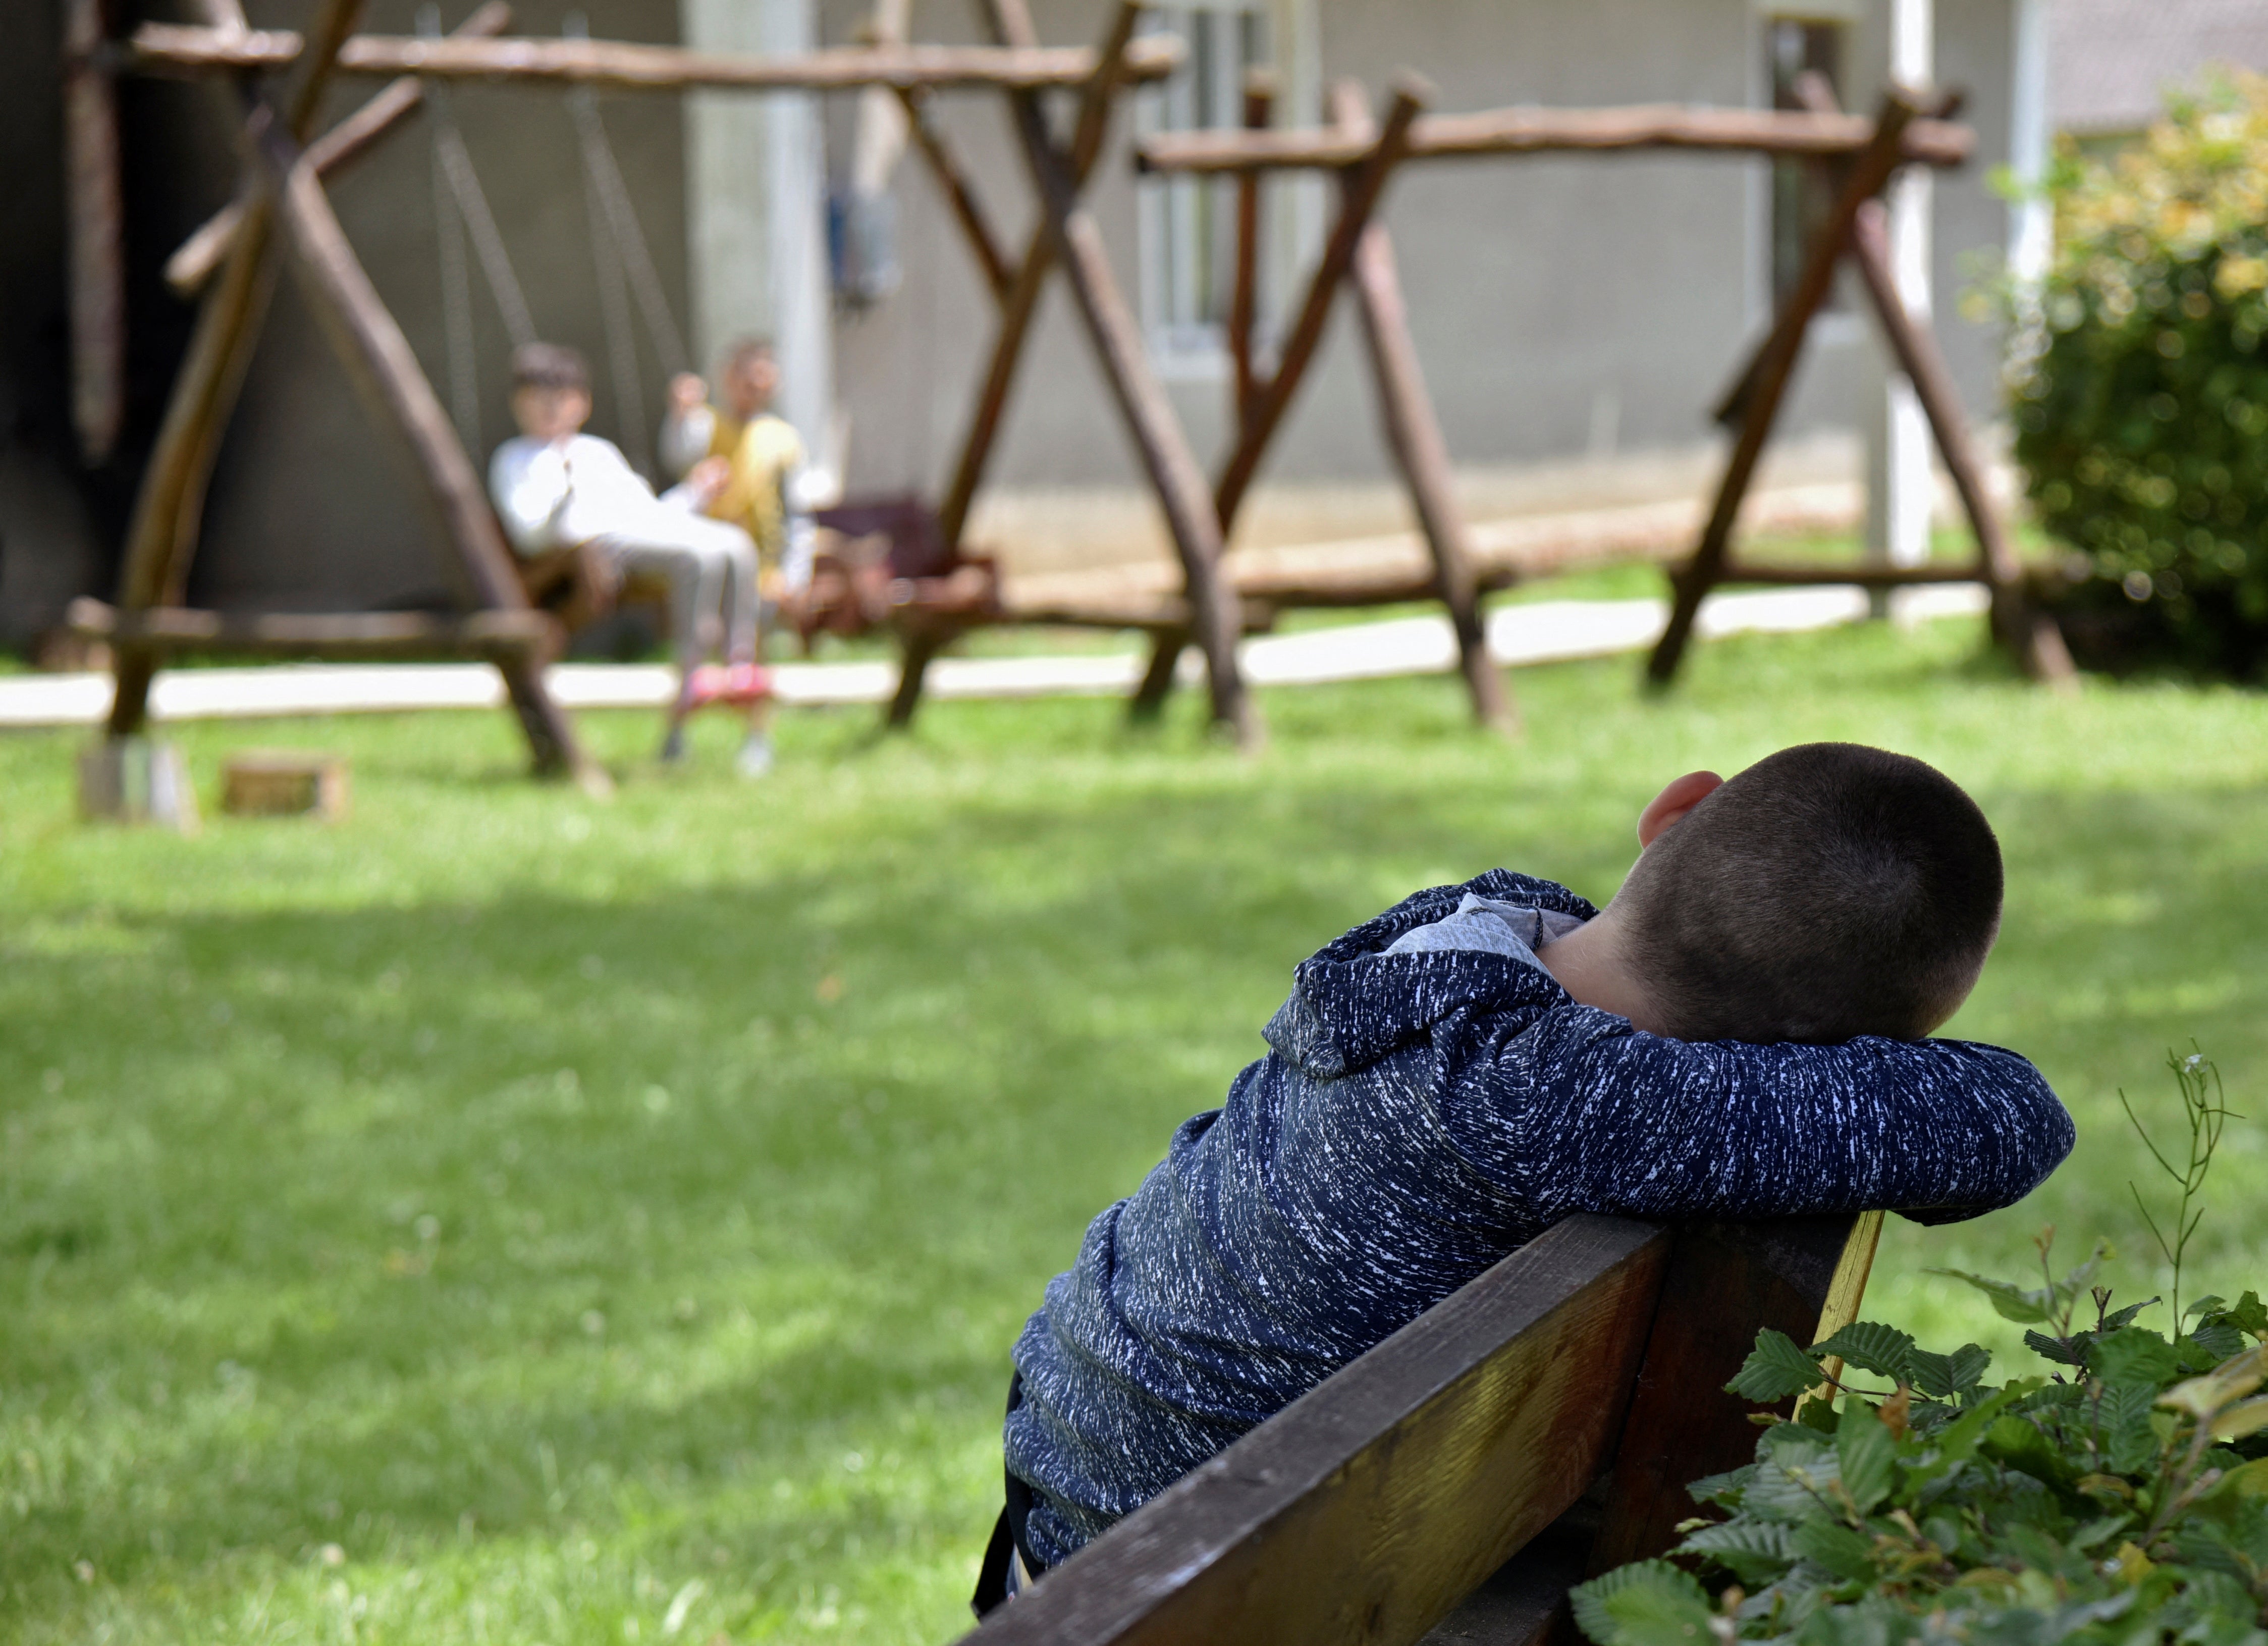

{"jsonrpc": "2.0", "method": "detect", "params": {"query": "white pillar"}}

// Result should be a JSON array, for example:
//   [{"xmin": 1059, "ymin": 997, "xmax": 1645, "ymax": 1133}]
[
  {"xmin": 2007, "ymin": 0, "xmax": 2053, "ymax": 289},
  {"xmin": 680, "ymin": 0, "xmax": 836, "ymax": 484},
  {"xmin": 1865, "ymin": 0, "xmax": 1935, "ymax": 610}
]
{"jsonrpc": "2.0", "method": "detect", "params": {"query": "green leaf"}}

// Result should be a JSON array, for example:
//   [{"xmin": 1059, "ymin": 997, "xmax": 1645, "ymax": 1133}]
[
  {"xmin": 1812, "ymin": 1322, "xmax": 1917, "ymax": 1384},
  {"xmin": 1569, "ymin": 1560, "xmax": 1713, "ymax": 1646},
  {"xmin": 1949, "ymin": 1344, "xmax": 1993, "ymax": 1392},
  {"xmin": 1926, "ymin": 1266, "xmax": 2054, "ymax": 1324},
  {"xmin": 1905, "ymin": 1383, "xmax": 2037, "ymax": 1490},
  {"xmin": 2187, "ymin": 1295, "xmax": 2229, "ymax": 1319},
  {"xmin": 2203, "ymin": 1455, "xmax": 2268, "ymax": 1500},
  {"xmin": 1678, "ymin": 1518, "xmax": 1798, "ymax": 1584},
  {"xmin": 1685, "ymin": 1465, "xmax": 1753, "ymax": 1509},
  {"xmin": 1908, "ymin": 1343, "xmax": 1992, "ymax": 1400},
  {"xmin": 2067, "ymin": 1511, "xmax": 2132, "ymax": 1552},
  {"xmin": 2023, "ymin": 1329, "xmax": 2087, "ymax": 1367},
  {"xmin": 1746, "ymin": 1429, "xmax": 1843, "ymax": 1523},
  {"xmin": 1728, "ymin": 1329, "xmax": 1826, "ymax": 1402},
  {"xmin": 2090, "ymin": 1328, "xmax": 2181, "ymax": 1388},
  {"xmin": 2099, "ymin": 1298, "xmax": 2155, "ymax": 1332},
  {"xmin": 1793, "ymin": 1519, "xmax": 1877, "ymax": 1582},
  {"xmin": 2189, "ymin": 1321, "xmax": 2246, "ymax": 1360},
  {"xmin": 1837, "ymin": 1403, "xmax": 1898, "ymax": 1515},
  {"xmin": 2221, "ymin": 1290, "xmax": 2268, "ymax": 1339},
  {"xmin": 1982, "ymin": 1414, "xmax": 2080, "ymax": 1494},
  {"xmin": 2100, "ymin": 1379, "xmax": 2165, "ymax": 1474},
  {"xmin": 1794, "ymin": 1598, "xmax": 1916, "ymax": 1646}
]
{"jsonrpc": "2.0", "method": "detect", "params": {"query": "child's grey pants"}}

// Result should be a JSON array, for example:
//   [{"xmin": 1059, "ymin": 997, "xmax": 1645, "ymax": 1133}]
[{"xmin": 592, "ymin": 514, "xmax": 760, "ymax": 672}]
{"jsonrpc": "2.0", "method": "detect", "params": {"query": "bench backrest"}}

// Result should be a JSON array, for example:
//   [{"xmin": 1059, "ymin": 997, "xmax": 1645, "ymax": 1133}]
[{"xmin": 959, "ymin": 1210, "xmax": 1880, "ymax": 1646}]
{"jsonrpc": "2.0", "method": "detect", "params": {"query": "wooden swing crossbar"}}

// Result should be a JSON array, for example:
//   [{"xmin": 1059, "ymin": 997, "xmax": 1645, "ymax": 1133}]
[
  {"xmin": 1129, "ymin": 76, "xmax": 2075, "ymax": 698},
  {"xmin": 80, "ymin": 0, "xmax": 1270, "ymax": 776},
  {"xmin": 1137, "ymin": 101, "xmax": 1974, "ymax": 172},
  {"xmin": 123, "ymin": 23, "xmax": 1184, "ymax": 94}
]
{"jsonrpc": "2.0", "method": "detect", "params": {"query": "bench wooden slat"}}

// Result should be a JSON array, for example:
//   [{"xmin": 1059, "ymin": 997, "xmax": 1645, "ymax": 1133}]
[{"xmin": 963, "ymin": 1214, "xmax": 1671, "ymax": 1646}]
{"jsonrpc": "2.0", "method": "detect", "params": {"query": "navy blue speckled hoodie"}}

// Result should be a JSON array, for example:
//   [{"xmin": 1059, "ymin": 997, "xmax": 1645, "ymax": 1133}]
[{"xmin": 1003, "ymin": 871, "xmax": 2075, "ymax": 1567}]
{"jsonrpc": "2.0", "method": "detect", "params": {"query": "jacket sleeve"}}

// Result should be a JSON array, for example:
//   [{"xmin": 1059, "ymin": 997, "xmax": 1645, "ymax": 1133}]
[{"xmin": 1460, "ymin": 1005, "xmax": 2074, "ymax": 1227}]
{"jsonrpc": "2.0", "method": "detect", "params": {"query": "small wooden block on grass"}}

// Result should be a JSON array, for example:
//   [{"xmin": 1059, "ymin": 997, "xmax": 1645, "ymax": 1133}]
[{"xmin": 222, "ymin": 750, "xmax": 349, "ymax": 819}]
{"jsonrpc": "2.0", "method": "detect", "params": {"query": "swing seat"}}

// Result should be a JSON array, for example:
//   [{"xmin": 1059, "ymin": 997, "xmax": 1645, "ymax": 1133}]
[
  {"xmin": 801, "ymin": 496, "xmax": 1005, "ymax": 648},
  {"xmin": 513, "ymin": 540, "xmax": 673, "ymax": 635},
  {"xmin": 687, "ymin": 661, "xmax": 773, "ymax": 707}
]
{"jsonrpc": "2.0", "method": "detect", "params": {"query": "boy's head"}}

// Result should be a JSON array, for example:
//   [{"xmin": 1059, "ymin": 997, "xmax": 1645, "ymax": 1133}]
[
  {"xmin": 719, "ymin": 338, "xmax": 778, "ymax": 419},
  {"xmin": 1608, "ymin": 743, "xmax": 2002, "ymax": 1043},
  {"xmin": 510, "ymin": 343, "xmax": 592, "ymax": 442}
]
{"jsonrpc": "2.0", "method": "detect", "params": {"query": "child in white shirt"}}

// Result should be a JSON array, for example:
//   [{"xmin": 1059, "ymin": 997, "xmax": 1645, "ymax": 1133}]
[{"xmin": 489, "ymin": 343, "xmax": 773, "ymax": 774}]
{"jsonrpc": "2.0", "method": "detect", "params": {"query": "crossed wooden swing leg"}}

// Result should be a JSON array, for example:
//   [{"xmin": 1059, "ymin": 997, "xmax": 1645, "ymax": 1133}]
[
  {"xmin": 89, "ymin": 0, "xmax": 610, "ymax": 795},
  {"xmin": 1119, "ymin": 71, "xmax": 1517, "ymax": 733},
  {"xmin": 880, "ymin": 0, "xmax": 1258, "ymax": 747},
  {"xmin": 1645, "ymin": 83, "xmax": 2076, "ymax": 686}
]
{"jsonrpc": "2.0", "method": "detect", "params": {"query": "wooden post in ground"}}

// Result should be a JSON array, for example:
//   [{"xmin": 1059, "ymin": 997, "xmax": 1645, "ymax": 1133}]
[
  {"xmin": 898, "ymin": 90, "xmax": 1014, "ymax": 299},
  {"xmin": 986, "ymin": 0, "xmax": 1257, "ymax": 747},
  {"xmin": 1345, "ymin": 238, "xmax": 1513, "ymax": 733},
  {"xmin": 250, "ymin": 116, "xmax": 605, "ymax": 790},
  {"xmin": 1131, "ymin": 75, "xmax": 1426, "ymax": 720},
  {"xmin": 1324, "ymin": 77, "xmax": 1510, "ymax": 733},
  {"xmin": 1844, "ymin": 200, "xmax": 2074, "ymax": 683},
  {"xmin": 890, "ymin": 0, "xmax": 1153, "ymax": 727},
  {"xmin": 1214, "ymin": 77, "xmax": 1427, "ymax": 533},
  {"xmin": 1228, "ymin": 69, "xmax": 1273, "ymax": 426},
  {"xmin": 933, "ymin": 0, "xmax": 1150, "ymax": 552},
  {"xmin": 106, "ymin": 0, "xmax": 369, "ymax": 745},
  {"xmin": 62, "ymin": 0, "xmax": 127, "ymax": 465},
  {"xmin": 1644, "ymin": 91, "xmax": 1923, "ymax": 687}
]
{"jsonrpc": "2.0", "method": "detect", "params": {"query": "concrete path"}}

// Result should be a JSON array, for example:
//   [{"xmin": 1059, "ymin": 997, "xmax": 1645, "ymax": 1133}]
[{"xmin": 0, "ymin": 583, "xmax": 1986, "ymax": 729}]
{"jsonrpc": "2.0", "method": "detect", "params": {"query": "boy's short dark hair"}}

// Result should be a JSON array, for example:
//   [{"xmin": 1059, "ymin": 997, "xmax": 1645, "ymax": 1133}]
[
  {"xmin": 1615, "ymin": 743, "xmax": 2002, "ymax": 1044},
  {"xmin": 511, "ymin": 342, "xmax": 589, "ymax": 394}
]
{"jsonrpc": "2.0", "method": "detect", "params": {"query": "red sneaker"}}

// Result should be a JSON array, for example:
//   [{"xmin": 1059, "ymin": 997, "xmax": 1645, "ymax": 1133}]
[{"xmin": 689, "ymin": 663, "xmax": 774, "ymax": 707}]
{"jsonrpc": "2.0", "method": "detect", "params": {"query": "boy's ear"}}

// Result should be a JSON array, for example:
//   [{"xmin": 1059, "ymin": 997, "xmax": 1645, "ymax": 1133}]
[{"xmin": 1636, "ymin": 770, "xmax": 1724, "ymax": 849}]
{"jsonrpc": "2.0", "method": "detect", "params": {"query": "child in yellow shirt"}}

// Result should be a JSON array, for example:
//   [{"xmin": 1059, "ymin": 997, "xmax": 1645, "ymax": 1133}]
[{"xmin": 661, "ymin": 338, "xmax": 812, "ymax": 599}]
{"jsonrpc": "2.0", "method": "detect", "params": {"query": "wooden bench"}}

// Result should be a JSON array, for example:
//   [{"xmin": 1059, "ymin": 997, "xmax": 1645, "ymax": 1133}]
[{"xmin": 957, "ymin": 1209, "xmax": 1880, "ymax": 1646}]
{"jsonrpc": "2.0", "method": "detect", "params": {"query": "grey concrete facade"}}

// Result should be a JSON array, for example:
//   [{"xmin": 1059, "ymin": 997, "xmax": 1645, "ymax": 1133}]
[{"xmin": 3, "ymin": 0, "xmax": 2024, "ymax": 642}]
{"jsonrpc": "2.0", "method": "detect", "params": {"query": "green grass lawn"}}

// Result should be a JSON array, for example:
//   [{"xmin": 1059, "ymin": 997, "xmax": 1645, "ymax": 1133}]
[{"xmin": 4, "ymin": 614, "xmax": 2266, "ymax": 1644}]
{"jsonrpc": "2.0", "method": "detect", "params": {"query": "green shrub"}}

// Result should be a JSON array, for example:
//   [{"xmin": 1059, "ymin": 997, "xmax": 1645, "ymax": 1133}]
[
  {"xmin": 2011, "ymin": 71, "xmax": 2268, "ymax": 679},
  {"xmin": 1573, "ymin": 1289, "xmax": 2268, "ymax": 1646},
  {"xmin": 1576, "ymin": 1054, "xmax": 2268, "ymax": 1646}
]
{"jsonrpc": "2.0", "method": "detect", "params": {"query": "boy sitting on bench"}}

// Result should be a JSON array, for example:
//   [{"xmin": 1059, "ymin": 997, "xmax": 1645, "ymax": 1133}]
[
  {"xmin": 977, "ymin": 743, "xmax": 2074, "ymax": 1610},
  {"xmin": 490, "ymin": 342, "xmax": 775, "ymax": 775}
]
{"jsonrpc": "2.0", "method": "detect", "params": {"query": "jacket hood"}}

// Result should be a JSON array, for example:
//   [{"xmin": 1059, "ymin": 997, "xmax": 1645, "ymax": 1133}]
[{"xmin": 1263, "ymin": 871, "xmax": 1597, "ymax": 1079}]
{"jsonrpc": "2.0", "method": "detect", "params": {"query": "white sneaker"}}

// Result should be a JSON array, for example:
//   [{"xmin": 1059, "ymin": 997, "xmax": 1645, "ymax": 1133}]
[{"xmin": 735, "ymin": 734, "xmax": 774, "ymax": 778}]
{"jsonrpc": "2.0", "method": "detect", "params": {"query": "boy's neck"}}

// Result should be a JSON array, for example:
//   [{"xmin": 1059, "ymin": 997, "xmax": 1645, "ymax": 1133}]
[{"xmin": 1535, "ymin": 909, "xmax": 1670, "ymax": 1036}]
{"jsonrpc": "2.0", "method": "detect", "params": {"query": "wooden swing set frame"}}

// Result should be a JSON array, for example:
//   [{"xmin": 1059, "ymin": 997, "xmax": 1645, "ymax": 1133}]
[
  {"xmin": 63, "ymin": 0, "xmax": 1262, "ymax": 787},
  {"xmin": 64, "ymin": 0, "xmax": 2072, "ymax": 795},
  {"xmin": 1125, "ymin": 67, "xmax": 2077, "ymax": 713}
]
